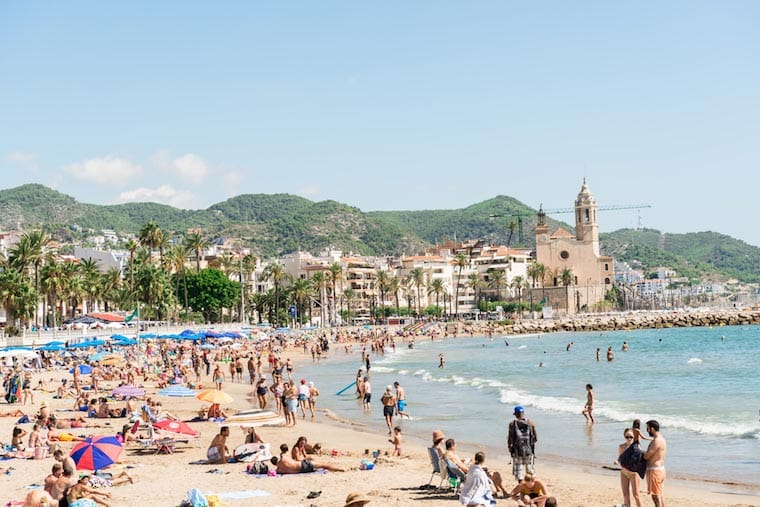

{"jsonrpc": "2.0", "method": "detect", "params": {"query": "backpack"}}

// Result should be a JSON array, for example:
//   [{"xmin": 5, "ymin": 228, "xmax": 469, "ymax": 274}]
[
  {"xmin": 510, "ymin": 418, "xmax": 535, "ymax": 457},
  {"xmin": 246, "ymin": 461, "xmax": 269, "ymax": 475}
]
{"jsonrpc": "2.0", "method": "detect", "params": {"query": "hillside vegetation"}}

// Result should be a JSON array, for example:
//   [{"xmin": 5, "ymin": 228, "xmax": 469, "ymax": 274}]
[{"xmin": 2, "ymin": 184, "xmax": 760, "ymax": 282}]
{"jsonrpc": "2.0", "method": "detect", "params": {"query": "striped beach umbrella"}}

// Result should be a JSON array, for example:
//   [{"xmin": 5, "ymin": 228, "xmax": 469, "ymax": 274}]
[{"xmin": 70, "ymin": 435, "xmax": 123, "ymax": 471}]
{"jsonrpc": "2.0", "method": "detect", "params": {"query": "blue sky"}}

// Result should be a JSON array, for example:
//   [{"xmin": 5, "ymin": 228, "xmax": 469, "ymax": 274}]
[{"xmin": 2, "ymin": 2, "xmax": 759, "ymax": 245}]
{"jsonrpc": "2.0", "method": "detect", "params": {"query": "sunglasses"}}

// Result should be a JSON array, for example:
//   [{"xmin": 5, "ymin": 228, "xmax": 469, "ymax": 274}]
[{"xmin": 625, "ymin": 436, "xmax": 634, "ymax": 440}]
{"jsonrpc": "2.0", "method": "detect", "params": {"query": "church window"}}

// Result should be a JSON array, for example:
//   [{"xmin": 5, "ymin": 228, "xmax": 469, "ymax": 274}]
[
  {"xmin": 560, "ymin": 250, "xmax": 569, "ymax": 260},
  {"xmin": 585, "ymin": 209, "xmax": 590, "ymax": 222},
  {"xmin": 604, "ymin": 263, "xmax": 609, "ymax": 271},
  {"xmin": 604, "ymin": 277, "xmax": 611, "ymax": 285}
]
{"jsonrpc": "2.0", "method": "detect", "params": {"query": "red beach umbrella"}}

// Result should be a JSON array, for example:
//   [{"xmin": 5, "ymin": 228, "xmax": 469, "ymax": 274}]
[
  {"xmin": 153, "ymin": 419, "xmax": 200, "ymax": 437},
  {"xmin": 69, "ymin": 435, "xmax": 123, "ymax": 471}
]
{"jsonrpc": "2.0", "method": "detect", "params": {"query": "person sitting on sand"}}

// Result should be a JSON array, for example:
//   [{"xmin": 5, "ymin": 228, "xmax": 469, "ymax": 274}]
[
  {"xmin": 207, "ymin": 403, "xmax": 228, "ymax": 419},
  {"xmin": 67, "ymin": 473, "xmax": 112, "ymax": 507},
  {"xmin": 244, "ymin": 427, "xmax": 263, "ymax": 444},
  {"xmin": 207, "ymin": 426, "xmax": 231, "ymax": 464},
  {"xmin": 12, "ymin": 426, "xmax": 28, "ymax": 450},
  {"xmin": 460, "ymin": 451, "xmax": 497, "ymax": 506},
  {"xmin": 270, "ymin": 452, "xmax": 346, "ymax": 474},
  {"xmin": 44, "ymin": 463, "xmax": 63, "ymax": 498},
  {"xmin": 509, "ymin": 472, "xmax": 551, "ymax": 507},
  {"xmin": 291, "ymin": 436, "xmax": 317, "ymax": 461}
]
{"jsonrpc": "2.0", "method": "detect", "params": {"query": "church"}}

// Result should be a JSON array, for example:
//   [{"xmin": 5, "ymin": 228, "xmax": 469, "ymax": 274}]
[{"xmin": 533, "ymin": 180, "xmax": 614, "ymax": 314}]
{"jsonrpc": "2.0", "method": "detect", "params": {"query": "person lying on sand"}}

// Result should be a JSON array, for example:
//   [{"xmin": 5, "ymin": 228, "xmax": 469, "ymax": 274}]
[{"xmin": 270, "ymin": 453, "xmax": 346, "ymax": 474}]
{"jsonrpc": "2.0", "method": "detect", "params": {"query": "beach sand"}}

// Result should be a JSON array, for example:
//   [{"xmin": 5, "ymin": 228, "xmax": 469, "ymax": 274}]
[{"xmin": 2, "ymin": 348, "xmax": 759, "ymax": 507}]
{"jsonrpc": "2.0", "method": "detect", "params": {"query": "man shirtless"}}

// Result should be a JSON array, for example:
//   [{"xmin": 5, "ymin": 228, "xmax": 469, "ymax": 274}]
[
  {"xmin": 643, "ymin": 420, "xmax": 667, "ymax": 507},
  {"xmin": 393, "ymin": 381, "xmax": 409, "ymax": 419},
  {"xmin": 207, "ymin": 426, "xmax": 230, "ymax": 464},
  {"xmin": 582, "ymin": 384, "xmax": 595, "ymax": 423},
  {"xmin": 270, "ymin": 451, "xmax": 346, "ymax": 473}
]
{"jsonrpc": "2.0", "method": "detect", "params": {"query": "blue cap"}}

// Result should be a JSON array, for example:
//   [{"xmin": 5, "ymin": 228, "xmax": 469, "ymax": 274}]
[{"xmin": 514, "ymin": 405, "xmax": 524, "ymax": 414}]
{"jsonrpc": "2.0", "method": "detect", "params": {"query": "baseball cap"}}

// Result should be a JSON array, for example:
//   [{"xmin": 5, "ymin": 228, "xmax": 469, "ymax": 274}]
[{"xmin": 513, "ymin": 405, "xmax": 524, "ymax": 415}]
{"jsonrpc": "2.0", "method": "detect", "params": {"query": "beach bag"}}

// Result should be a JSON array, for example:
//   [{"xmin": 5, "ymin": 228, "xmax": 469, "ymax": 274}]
[
  {"xmin": 246, "ymin": 461, "xmax": 269, "ymax": 475},
  {"xmin": 187, "ymin": 488, "xmax": 208, "ymax": 507},
  {"xmin": 510, "ymin": 419, "xmax": 535, "ymax": 457}
]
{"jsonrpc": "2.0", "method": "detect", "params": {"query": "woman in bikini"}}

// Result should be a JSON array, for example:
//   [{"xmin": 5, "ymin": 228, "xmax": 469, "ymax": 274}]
[
  {"xmin": 616, "ymin": 428, "xmax": 643, "ymax": 507},
  {"xmin": 66, "ymin": 473, "xmax": 112, "ymax": 507}
]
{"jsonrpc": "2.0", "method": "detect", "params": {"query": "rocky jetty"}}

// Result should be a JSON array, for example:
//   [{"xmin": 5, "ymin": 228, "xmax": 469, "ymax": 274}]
[{"xmin": 455, "ymin": 309, "xmax": 760, "ymax": 336}]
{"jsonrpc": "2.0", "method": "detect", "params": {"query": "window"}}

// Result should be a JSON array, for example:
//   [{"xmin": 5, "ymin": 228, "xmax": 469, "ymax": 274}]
[
  {"xmin": 604, "ymin": 277, "xmax": 611, "ymax": 285},
  {"xmin": 604, "ymin": 263, "xmax": 609, "ymax": 271},
  {"xmin": 560, "ymin": 251, "xmax": 569, "ymax": 260}
]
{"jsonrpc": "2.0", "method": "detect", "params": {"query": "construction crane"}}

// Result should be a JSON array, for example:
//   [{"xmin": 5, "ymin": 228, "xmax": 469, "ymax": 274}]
[
  {"xmin": 540, "ymin": 204, "xmax": 652, "ymax": 228},
  {"xmin": 488, "ymin": 211, "xmax": 532, "ymax": 246}
]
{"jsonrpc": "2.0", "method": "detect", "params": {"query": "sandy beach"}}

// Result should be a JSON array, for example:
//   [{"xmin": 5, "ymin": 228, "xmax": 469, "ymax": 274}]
[{"xmin": 2, "ymin": 339, "xmax": 759, "ymax": 507}]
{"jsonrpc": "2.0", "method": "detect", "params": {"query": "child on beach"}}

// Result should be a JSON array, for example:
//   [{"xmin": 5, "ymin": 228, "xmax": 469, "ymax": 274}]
[{"xmin": 389, "ymin": 426, "xmax": 402, "ymax": 456}]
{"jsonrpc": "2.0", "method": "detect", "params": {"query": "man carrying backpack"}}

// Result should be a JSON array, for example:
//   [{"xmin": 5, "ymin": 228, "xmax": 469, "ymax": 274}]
[{"xmin": 507, "ymin": 405, "xmax": 538, "ymax": 481}]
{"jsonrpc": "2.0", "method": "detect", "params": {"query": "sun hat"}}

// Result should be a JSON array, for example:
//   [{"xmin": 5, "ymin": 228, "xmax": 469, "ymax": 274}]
[
  {"xmin": 344, "ymin": 492, "xmax": 371, "ymax": 507},
  {"xmin": 432, "ymin": 430, "xmax": 445, "ymax": 443},
  {"xmin": 514, "ymin": 405, "xmax": 524, "ymax": 415}
]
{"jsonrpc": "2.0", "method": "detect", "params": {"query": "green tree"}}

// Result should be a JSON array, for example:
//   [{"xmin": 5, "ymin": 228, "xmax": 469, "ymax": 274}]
[
  {"xmin": 468, "ymin": 273, "xmax": 484, "ymax": 309},
  {"xmin": 184, "ymin": 268, "xmax": 240, "ymax": 323},
  {"xmin": 263, "ymin": 263, "xmax": 287, "ymax": 327},
  {"xmin": 309, "ymin": 271, "xmax": 327, "ymax": 328},
  {"xmin": 375, "ymin": 269, "xmax": 389, "ymax": 324},
  {"xmin": 185, "ymin": 232, "xmax": 209, "ymax": 272},
  {"xmin": 388, "ymin": 275, "xmax": 402, "ymax": 317},
  {"xmin": 342, "ymin": 288, "xmax": 357, "ymax": 324},
  {"xmin": 427, "ymin": 278, "xmax": 446, "ymax": 315},
  {"xmin": 328, "ymin": 262, "xmax": 343, "ymax": 326},
  {"xmin": 560, "ymin": 268, "xmax": 574, "ymax": 287},
  {"xmin": 487, "ymin": 268, "xmax": 507, "ymax": 301}
]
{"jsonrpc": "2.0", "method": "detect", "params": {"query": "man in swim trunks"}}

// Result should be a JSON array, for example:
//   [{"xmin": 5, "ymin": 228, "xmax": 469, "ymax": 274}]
[
  {"xmin": 643, "ymin": 419, "xmax": 667, "ymax": 507},
  {"xmin": 270, "ymin": 451, "xmax": 346, "ymax": 473},
  {"xmin": 207, "ymin": 426, "xmax": 231, "ymax": 464},
  {"xmin": 393, "ymin": 381, "xmax": 409, "ymax": 419},
  {"xmin": 582, "ymin": 384, "xmax": 594, "ymax": 424}
]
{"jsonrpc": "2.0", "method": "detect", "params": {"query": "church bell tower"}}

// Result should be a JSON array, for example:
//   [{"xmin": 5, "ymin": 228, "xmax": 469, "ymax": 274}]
[{"xmin": 575, "ymin": 179, "xmax": 599, "ymax": 256}]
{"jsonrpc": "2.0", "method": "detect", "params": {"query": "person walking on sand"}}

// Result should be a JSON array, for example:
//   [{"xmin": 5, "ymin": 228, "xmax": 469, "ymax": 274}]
[
  {"xmin": 381, "ymin": 385, "xmax": 396, "ymax": 434},
  {"xmin": 582, "ymin": 384, "xmax": 595, "ymax": 423},
  {"xmin": 643, "ymin": 420, "xmax": 667, "ymax": 507},
  {"xmin": 507, "ymin": 405, "xmax": 537, "ymax": 481}
]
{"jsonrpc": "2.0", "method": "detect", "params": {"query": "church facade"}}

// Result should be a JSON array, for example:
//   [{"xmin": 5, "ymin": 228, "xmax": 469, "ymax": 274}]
[{"xmin": 533, "ymin": 180, "xmax": 613, "ymax": 314}]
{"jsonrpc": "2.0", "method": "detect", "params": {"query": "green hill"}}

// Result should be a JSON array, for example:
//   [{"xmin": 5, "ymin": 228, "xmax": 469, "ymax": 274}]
[{"xmin": 2, "ymin": 184, "xmax": 760, "ymax": 282}]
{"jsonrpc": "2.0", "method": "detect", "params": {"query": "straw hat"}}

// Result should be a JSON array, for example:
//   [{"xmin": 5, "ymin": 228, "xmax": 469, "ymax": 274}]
[
  {"xmin": 344, "ymin": 492, "xmax": 371, "ymax": 507},
  {"xmin": 432, "ymin": 430, "xmax": 445, "ymax": 443}
]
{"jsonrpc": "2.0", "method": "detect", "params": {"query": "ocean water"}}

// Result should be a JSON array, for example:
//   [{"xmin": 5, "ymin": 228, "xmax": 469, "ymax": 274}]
[{"xmin": 298, "ymin": 325, "xmax": 760, "ymax": 486}]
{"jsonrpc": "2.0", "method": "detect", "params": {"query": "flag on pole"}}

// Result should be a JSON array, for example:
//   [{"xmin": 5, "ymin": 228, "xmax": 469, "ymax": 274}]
[{"xmin": 125, "ymin": 308, "xmax": 139, "ymax": 323}]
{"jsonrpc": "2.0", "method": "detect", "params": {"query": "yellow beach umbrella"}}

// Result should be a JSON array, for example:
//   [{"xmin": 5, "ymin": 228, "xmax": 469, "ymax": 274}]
[{"xmin": 196, "ymin": 389, "xmax": 234, "ymax": 405}]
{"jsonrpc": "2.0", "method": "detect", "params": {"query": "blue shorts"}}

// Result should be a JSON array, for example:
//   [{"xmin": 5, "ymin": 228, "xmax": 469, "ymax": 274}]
[
  {"xmin": 397, "ymin": 400, "xmax": 406, "ymax": 412},
  {"xmin": 287, "ymin": 399, "xmax": 298, "ymax": 412}
]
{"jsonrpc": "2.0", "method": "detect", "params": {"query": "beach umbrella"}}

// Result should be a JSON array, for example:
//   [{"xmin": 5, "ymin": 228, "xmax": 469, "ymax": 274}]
[
  {"xmin": 112, "ymin": 385, "xmax": 145, "ymax": 398},
  {"xmin": 200, "ymin": 343, "xmax": 215, "ymax": 349},
  {"xmin": 196, "ymin": 389, "xmax": 234, "ymax": 405},
  {"xmin": 69, "ymin": 364, "xmax": 93, "ymax": 375},
  {"xmin": 99, "ymin": 354, "xmax": 124, "ymax": 366},
  {"xmin": 70, "ymin": 435, "xmax": 123, "ymax": 471},
  {"xmin": 0, "ymin": 349, "xmax": 39, "ymax": 359},
  {"xmin": 89, "ymin": 352, "xmax": 107, "ymax": 362},
  {"xmin": 153, "ymin": 419, "xmax": 199, "ymax": 437},
  {"xmin": 158, "ymin": 385, "xmax": 197, "ymax": 397}
]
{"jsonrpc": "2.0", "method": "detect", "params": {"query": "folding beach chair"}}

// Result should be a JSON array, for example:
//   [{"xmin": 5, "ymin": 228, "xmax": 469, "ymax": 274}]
[
  {"xmin": 426, "ymin": 447, "xmax": 445, "ymax": 487},
  {"xmin": 444, "ymin": 458, "xmax": 466, "ymax": 494}
]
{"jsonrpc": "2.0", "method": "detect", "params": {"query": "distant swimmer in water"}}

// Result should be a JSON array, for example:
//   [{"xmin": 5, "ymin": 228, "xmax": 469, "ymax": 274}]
[
  {"xmin": 721, "ymin": 335, "xmax": 725, "ymax": 342},
  {"xmin": 596, "ymin": 348, "xmax": 601, "ymax": 362},
  {"xmin": 621, "ymin": 341, "xmax": 629, "ymax": 352},
  {"xmin": 438, "ymin": 354, "xmax": 445, "ymax": 368},
  {"xmin": 504, "ymin": 340, "xmax": 509, "ymax": 347},
  {"xmin": 658, "ymin": 338, "xmax": 663, "ymax": 343},
  {"xmin": 607, "ymin": 346, "xmax": 614, "ymax": 362},
  {"xmin": 566, "ymin": 342, "xmax": 574, "ymax": 351},
  {"xmin": 538, "ymin": 362, "xmax": 544, "ymax": 368}
]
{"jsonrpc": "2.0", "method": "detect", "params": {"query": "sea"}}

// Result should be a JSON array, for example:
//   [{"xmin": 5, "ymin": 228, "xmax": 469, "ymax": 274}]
[{"xmin": 297, "ymin": 324, "xmax": 760, "ymax": 487}]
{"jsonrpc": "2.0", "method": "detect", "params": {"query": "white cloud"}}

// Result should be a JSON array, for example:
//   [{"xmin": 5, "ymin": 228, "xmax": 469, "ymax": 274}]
[
  {"xmin": 8, "ymin": 150, "xmax": 39, "ymax": 172},
  {"xmin": 155, "ymin": 153, "xmax": 208, "ymax": 184},
  {"xmin": 63, "ymin": 156, "xmax": 142, "ymax": 184},
  {"xmin": 298, "ymin": 185, "xmax": 321, "ymax": 198},
  {"xmin": 117, "ymin": 184, "xmax": 197, "ymax": 209}
]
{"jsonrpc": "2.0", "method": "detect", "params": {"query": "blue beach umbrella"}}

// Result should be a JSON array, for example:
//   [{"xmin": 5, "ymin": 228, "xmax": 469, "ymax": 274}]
[{"xmin": 69, "ymin": 364, "xmax": 93, "ymax": 375}]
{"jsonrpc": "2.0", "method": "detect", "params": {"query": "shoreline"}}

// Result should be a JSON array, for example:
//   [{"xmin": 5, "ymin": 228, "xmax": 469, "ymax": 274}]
[{"xmin": 302, "ymin": 359, "xmax": 760, "ymax": 497}]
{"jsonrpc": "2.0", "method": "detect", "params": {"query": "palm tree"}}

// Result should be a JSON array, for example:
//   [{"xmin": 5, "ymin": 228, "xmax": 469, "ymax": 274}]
[
  {"xmin": 375, "ymin": 269, "xmax": 389, "ymax": 324},
  {"xmin": 427, "ymin": 278, "xmax": 446, "ymax": 316},
  {"xmin": 468, "ymin": 273, "xmax": 484, "ymax": 310},
  {"xmin": 41, "ymin": 260, "xmax": 66, "ymax": 329},
  {"xmin": 78, "ymin": 258, "xmax": 101, "ymax": 314},
  {"xmin": 309, "ymin": 271, "xmax": 327, "ymax": 327},
  {"xmin": 409, "ymin": 267, "xmax": 425, "ymax": 316},
  {"xmin": 166, "ymin": 244, "xmax": 190, "ymax": 319},
  {"xmin": 560, "ymin": 268, "xmax": 574, "ymax": 287},
  {"xmin": 263, "ymin": 263, "xmax": 287, "ymax": 327},
  {"xmin": 100, "ymin": 268, "xmax": 122, "ymax": 312},
  {"xmin": 9, "ymin": 230, "xmax": 50, "ymax": 327},
  {"xmin": 388, "ymin": 275, "xmax": 402, "ymax": 317},
  {"xmin": 328, "ymin": 262, "xmax": 343, "ymax": 326},
  {"xmin": 290, "ymin": 278, "xmax": 312, "ymax": 326},
  {"xmin": 510, "ymin": 276, "xmax": 528, "ymax": 305},
  {"xmin": 452, "ymin": 252, "xmax": 469, "ymax": 318},
  {"xmin": 527, "ymin": 262, "xmax": 548, "ymax": 305},
  {"xmin": 488, "ymin": 269, "xmax": 507, "ymax": 301},
  {"xmin": 241, "ymin": 254, "xmax": 257, "ymax": 323},
  {"xmin": 342, "ymin": 288, "xmax": 356, "ymax": 324},
  {"xmin": 402, "ymin": 276, "xmax": 415, "ymax": 315},
  {"xmin": 185, "ymin": 232, "xmax": 209, "ymax": 272},
  {"xmin": 61, "ymin": 262, "xmax": 84, "ymax": 319},
  {"xmin": 139, "ymin": 221, "xmax": 162, "ymax": 261},
  {"xmin": 125, "ymin": 239, "xmax": 139, "ymax": 300},
  {"xmin": 0, "ymin": 267, "xmax": 37, "ymax": 334}
]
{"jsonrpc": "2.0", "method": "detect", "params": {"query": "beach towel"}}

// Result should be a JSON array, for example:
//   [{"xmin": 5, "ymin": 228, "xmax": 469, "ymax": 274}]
[
  {"xmin": 208, "ymin": 490, "xmax": 271, "ymax": 500},
  {"xmin": 618, "ymin": 441, "xmax": 647, "ymax": 479}
]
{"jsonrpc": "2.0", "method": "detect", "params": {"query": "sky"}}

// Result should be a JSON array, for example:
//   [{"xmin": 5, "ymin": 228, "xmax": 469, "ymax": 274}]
[{"xmin": 1, "ymin": 2, "xmax": 759, "ymax": 245}]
